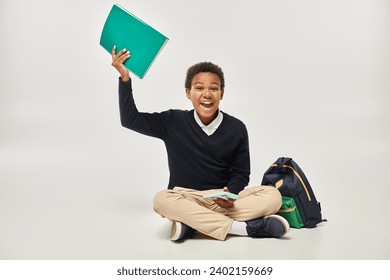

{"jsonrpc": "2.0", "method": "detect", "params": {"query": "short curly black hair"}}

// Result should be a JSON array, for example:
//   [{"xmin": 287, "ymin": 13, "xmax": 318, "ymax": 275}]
[{"xmin": 185, "ymin": 62, "xmax": 225, "ymax": 90}]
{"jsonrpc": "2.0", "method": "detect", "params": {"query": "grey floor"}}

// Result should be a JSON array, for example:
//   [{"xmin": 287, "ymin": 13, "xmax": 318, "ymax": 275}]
[{"xmin": 1, "ymin": 143, "xmax": 389, "ymax": 260}]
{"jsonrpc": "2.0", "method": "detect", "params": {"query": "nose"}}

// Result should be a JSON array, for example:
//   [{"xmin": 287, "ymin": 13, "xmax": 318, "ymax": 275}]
[{"xmin": 202, "ymin": 89, "xmax": 212, "ymax": 98}]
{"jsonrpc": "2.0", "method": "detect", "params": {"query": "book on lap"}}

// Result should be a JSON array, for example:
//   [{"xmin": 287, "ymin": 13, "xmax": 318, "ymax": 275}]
[{"xmin": 100, "ymin": 4, "xmax": 169, "ymax": 79}]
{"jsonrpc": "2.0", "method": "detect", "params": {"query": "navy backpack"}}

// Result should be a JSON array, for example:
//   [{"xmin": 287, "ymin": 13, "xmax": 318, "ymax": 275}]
[{"xmin": 261, "ymin": 157, "xmax": 325, "ymax": 228}]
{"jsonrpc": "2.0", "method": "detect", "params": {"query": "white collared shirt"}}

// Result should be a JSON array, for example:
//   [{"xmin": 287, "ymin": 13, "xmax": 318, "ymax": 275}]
[{"xmin": 193, "ymin": 109, "xmax": 224, "ymax": 136}]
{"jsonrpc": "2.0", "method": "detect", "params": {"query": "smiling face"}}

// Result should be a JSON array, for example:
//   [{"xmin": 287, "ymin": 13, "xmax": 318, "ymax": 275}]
[{"xmin": 186, "ymin": 72, "xmax": 224, "ymax": 126}]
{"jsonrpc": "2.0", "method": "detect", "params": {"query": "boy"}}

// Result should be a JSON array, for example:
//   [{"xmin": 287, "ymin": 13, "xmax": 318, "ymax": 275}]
[{"xmin": 111, "ymin": 46, "xmax": 289, "ymax": 241}]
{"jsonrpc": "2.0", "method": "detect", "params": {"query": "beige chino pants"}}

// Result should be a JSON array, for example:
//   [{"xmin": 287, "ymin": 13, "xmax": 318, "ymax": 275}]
[{"xmin": 153, "ymin": 186, "xmax": 282, "ymax": 241}]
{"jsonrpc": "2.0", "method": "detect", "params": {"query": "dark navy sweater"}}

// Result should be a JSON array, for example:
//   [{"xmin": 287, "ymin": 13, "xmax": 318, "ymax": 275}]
[{"xmin": 118, "ymin": 79, "xmax": 250, "ymax": 194}]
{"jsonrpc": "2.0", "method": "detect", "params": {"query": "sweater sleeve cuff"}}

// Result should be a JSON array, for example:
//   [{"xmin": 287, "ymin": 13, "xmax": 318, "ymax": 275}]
[
  {"xmin": 227, "ymin": 185, "xmax": 244, "ymax": 195},
  {"xmin": 118, "ymin": 77, "xmax": 132, "ymax": 93}
]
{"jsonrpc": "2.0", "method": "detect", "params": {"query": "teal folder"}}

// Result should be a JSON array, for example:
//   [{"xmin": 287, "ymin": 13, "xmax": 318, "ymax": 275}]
[{"xmin": 100, "ymin": 4, "xmax": 169, "ymax": 79}]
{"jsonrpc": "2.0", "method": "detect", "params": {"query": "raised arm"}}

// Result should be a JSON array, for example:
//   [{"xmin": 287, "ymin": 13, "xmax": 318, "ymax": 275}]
[{"xmin": 110, "ymin": 45, "xmax": 168, "ymax": 140}]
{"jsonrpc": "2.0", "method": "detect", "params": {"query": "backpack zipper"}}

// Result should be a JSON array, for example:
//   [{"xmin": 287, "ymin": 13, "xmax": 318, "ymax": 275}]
[
  {"xmin": 278, "ymin": 206, "xmax": 297, "ymax": 213},
  {"xmin": 272, "ymin": 164, "xmax": 312, "ymax": 201}
]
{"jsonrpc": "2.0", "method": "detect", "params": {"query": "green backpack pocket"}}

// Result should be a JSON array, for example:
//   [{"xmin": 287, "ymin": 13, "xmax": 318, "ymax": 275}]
[{"xmin": 277, "ymin": 196, "xmax": 304, "ymax": 228}]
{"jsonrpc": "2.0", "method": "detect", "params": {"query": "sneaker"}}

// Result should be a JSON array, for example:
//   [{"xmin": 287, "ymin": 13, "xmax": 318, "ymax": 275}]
[
  {"xmin": 246, "ymin": 215, "xmax": 290, "ymax": 238},
  {"xmin": 170, "ymin": 221, "xmax": 196, "ymax": 242}
]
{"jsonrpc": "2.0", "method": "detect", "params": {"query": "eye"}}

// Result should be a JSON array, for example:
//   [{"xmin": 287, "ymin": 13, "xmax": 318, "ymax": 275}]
[{"xmin": 196, "ymin": 86, "xmax": 204, "ymax": 91}]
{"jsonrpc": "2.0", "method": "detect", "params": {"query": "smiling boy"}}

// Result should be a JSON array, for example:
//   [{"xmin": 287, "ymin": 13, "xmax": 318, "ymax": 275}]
[
  {"xmin": 186, "ymin": 71, "xmax": 223, "ymax": 126},
  {"xmin": 111, "ymin": 46, "xmax": 289, "ymax": 241}
]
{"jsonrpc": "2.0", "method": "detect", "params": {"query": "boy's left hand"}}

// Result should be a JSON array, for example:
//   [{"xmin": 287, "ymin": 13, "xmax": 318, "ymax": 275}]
[{"xmin": 213, "ymin": 187, "xmax": 235, "ymax": 209}]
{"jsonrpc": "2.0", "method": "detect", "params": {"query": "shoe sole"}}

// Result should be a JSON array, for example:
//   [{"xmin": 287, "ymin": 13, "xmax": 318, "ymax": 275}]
[
  {"xmin": 170, "ymin": 221, "xmax": 183, "ymax": 241},
  {"xmin": 267, "ymin": 214, "xmax": 290, "ymax": 237}
]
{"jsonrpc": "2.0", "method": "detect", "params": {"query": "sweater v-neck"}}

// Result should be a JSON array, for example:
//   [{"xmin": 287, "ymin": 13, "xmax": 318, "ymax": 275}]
[
  {"xmin": 193, "ymin": 109, "xmax": 223, "ymax": 136},
  {"xmin": 188, "ymin": 110, "xmax": 225, "ymax": 141}
]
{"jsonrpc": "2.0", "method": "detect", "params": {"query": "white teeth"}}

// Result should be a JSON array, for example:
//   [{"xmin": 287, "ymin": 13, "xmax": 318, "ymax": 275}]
[{"xmin": 202, "ymin": 101, "xmax": 212, "ymax": 105}]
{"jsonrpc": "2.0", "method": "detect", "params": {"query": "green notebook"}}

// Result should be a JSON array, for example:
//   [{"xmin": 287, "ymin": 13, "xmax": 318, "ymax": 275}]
[{"xmin": 100, "ymin": 4, "xmax": 169, "ymax": 79}]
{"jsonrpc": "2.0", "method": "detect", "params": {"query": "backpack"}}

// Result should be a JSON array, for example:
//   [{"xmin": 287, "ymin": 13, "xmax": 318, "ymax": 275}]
[{"xmin": 261, "ymin": 157, "xmax": 325, "ymax": 228}]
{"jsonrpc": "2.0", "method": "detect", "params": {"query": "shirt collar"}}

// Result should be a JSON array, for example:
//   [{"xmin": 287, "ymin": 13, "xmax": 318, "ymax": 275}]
[{"xmin": 193, "ymin": 109, "xmax": 224, "ymax": 129}]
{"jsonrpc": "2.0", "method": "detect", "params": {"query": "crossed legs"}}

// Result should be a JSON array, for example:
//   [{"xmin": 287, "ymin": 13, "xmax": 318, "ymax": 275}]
[{"xmin": 153, "ymin": 186, "xmax": 282, "ymax": 241}]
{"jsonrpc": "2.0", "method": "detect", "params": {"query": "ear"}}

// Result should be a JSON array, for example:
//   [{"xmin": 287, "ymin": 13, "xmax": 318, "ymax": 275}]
[
  {"xmin": 220, "ymin": 89, "xmax": 224, "ymax": 100},
  {"xmin": 186, "ymin": 88, "xmax": 191, "ymax": 99}
]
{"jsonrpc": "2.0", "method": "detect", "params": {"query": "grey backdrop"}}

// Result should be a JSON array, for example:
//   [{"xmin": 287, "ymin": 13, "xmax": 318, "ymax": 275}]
[{"xmin": 1, "ymin": 0, "xmax": 389, "ymax": 259}]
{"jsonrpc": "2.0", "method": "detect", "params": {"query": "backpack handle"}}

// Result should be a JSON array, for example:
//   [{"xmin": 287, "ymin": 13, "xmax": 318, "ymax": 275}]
[{"xmin": 276, "ymin": 157, "xmax": 292, "ymax": 167}]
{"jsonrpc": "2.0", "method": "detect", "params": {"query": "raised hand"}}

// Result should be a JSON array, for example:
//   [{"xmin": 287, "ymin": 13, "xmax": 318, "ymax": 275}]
[{"xmin": 111, "ymin": 45, "xmax": 131, "ymax": 82}]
